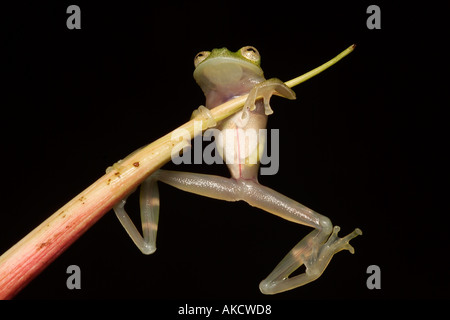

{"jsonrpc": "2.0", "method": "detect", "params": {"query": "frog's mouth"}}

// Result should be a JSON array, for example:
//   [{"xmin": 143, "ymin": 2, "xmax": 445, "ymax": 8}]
[{"xmin": 194, "ymin": 57, "xmax": 264, "ymax": 89}]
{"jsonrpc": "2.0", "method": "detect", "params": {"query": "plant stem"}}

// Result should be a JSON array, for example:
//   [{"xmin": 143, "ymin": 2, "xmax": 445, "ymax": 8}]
[{"xmin": 0, "ymin": 45, "xmax": 354, "ymax": 299}]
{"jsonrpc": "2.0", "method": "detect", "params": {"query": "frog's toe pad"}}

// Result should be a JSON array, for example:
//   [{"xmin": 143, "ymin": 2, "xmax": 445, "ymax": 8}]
[
  {"xmin": 323, "ymin": 226, "xmax": 362, "ymax": 255},
  {"xmin": 191, "ymin": 105, "xmax": 217, "ymax": 128}
]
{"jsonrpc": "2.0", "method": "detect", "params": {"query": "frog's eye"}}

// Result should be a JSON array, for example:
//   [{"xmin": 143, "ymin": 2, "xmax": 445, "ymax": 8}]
[
  {"xmin": 194, "ymin": 51, "xmax": 210, "ymax": 67},
  {"xmin": 240, "ymin": 46, "xmax": 260, "ymax": 62}
]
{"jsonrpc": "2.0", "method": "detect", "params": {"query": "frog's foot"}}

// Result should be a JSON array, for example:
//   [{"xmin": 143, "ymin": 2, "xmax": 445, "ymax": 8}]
[
  {"xmin": 260, "ymin": 225, "xmax": 362, "ymax": 295},
  {"xmin": 320, "ymin": 226, "xmax": 363, "ymax": 257},
  {"xmin": 190, "ymin": 105, "xmax": 217, "ymax": 128},
  {"xmin": 241, "ymin": 78, "xmax": 296, "ymax": 121}
]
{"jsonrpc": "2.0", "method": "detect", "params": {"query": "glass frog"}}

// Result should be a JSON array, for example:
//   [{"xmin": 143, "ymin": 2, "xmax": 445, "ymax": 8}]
[{"xmin": 113, "ymin": 46, "xmax": 362, "ymax": 294}]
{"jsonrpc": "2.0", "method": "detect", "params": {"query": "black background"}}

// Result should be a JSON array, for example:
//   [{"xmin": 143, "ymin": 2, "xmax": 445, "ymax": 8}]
[{"xmin": 2, "ymin": 1, "xmax": 448, "ymax": 300}]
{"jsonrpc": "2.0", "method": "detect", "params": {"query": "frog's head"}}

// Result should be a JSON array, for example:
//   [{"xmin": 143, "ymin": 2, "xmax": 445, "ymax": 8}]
[{"xmin": 193, "ymin": 46, "xmax": 264, "ymax": 91}]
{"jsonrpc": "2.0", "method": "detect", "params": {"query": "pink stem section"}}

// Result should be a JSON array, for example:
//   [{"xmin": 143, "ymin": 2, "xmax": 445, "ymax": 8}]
[
  {"xmin": 0, "ymin": 131, "xmax": 175, "ymax": 299},
  {"xmin": 0, "ymin": 97, "xmax": 233, "ymax": 299},
  {"xmin": 0, "ymin": 189, "xmax": 111, "ymax": 298}
]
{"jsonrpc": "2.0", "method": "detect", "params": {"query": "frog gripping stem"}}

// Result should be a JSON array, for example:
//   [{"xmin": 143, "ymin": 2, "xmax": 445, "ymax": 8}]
[
  {"xmin": 243, "ymin": 78, "xmax": 296, "ymax": 117},
  {"xmin": 0, "ymin": 45, "xmax": 356, "ymax": 299}
]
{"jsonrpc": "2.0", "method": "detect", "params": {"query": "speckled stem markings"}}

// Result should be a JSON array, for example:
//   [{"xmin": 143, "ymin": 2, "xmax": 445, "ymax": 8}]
[
  {"xmin": 0, "ymin": 45, "xmax": 354, "ymax": 299},
  {"xmin": 0, "ymin": 114, "xmax": 213, "ymax": 299}
]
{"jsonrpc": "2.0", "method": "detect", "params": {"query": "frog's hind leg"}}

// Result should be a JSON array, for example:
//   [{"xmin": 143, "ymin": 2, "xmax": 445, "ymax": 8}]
[
  {"xmin": 113, "ymin": 169, "xmax": 242, "ymax": 254},
  {"xmin": 235, "ymin": 180, "xmax": 362, "ymax": 295},
  {"xmin": 114, "ymin": 170, "xmax": 362, "ymax": 294},
  {"xmin": 259, "ymin": 225, "xmax": 362, "ymax": 294},
  {"xmin": 113, "ymin": 175, "xmax": 160, "ymax": 254}
]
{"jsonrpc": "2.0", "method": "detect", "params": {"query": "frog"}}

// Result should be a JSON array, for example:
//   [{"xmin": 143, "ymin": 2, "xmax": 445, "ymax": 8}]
[{"xmin": 113, "ymin": 46, "xmax": 362, "ymax": 294}]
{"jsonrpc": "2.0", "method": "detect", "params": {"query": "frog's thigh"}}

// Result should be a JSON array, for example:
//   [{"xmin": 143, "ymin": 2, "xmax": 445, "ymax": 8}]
[
  {"xmin": 154, "ymin": 169, "xmax": 241, "ymax": 201},
  {"xmin": 236, "ymin": 180, "xmax": 328, "ymax": 229}
]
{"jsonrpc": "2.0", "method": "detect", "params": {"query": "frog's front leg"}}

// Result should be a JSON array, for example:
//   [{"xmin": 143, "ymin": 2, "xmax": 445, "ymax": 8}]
[{"xmin": 241, "ymin": 78, "xmax": 296, "ymax": 122}]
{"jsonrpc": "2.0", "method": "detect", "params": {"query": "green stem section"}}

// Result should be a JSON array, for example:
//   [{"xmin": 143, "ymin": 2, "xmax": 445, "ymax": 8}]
[{"xmin": 285, "ymin": 44, "xmax": 355, "ymax": 88}]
